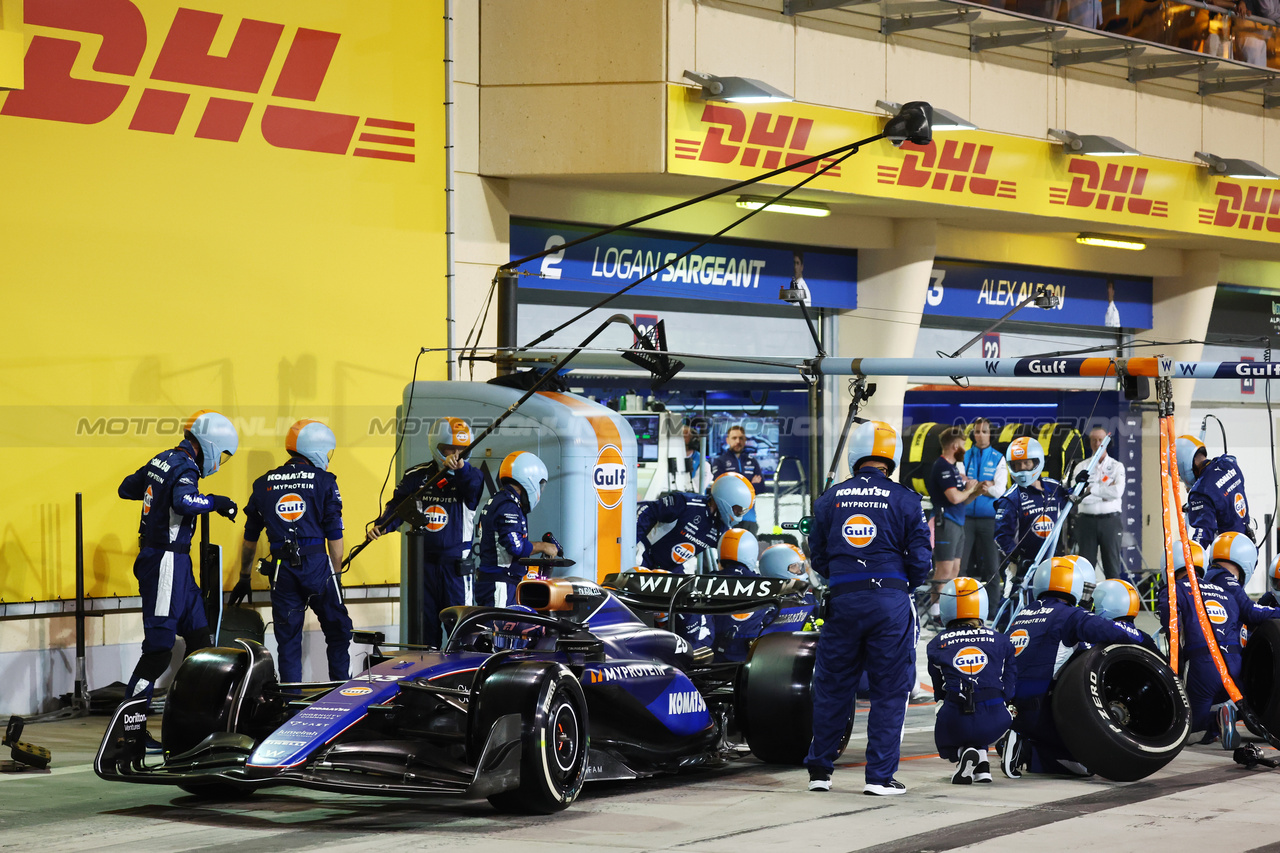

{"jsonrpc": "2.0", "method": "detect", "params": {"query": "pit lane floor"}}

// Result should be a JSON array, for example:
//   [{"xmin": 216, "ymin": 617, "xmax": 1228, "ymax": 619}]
[{"xmin": 3, "ymin": 700, "xmax": 1277, "ymax": 853}]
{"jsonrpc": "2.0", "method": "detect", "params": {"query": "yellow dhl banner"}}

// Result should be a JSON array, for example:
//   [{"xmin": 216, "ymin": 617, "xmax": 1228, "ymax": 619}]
[{"xmin": 667, "ymin": 85, "xmax": 1280, "ymax": 243}]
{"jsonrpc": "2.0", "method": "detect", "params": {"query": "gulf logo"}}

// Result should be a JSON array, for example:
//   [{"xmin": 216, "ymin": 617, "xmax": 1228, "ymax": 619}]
[
  {"xmin": 423, "ymin": 505, "xmax": 449, "ymax": 533},
  {"xmin": 953, "ymin": 646, "xmax": 988, "ymax": 675},
  {"xmin": 1010, "ymin": 629, "xmax": 1030, "ymax": 656},
  {"xmin": 1031, "ymin": 515, "xmax": 1054, "ymax": 538},
  {"xmin": 275, "ymin": 493, "xmax": 307, "ymax": 523},
  {"xmin": 1235, "ymin": 493, "xmax": 1247, "ymax": 518},
  {"xmin": 593, "ymin": 444, "xmax": 627, "ymax": 510},
  {"xmin": 339, "ymin": 685, "xmax": 373, "ymax": 696},
  {"xmin": 842, "ymin": 515, "xmax": 877, "ymax": 548},
  {"xmin": 142, "ymin": 485, "xmax": 154, "ymax": 516},
  {"xmin": 1206, "ymin": 600, "xmax": 1229, "ymax": 625},
  {"xmin": 671, "ymin": 542, "xmax": 697, "ymax": 564}
]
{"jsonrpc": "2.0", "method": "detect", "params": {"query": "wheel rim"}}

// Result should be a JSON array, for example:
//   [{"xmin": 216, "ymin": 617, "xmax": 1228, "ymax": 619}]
[
  {"xmin": 1100, "ymin": 657, "xmax": 1177, "ymax": 740},
  {"xmin": 549, "ymin": 699, "xmax": 580, "ymax": 777}
]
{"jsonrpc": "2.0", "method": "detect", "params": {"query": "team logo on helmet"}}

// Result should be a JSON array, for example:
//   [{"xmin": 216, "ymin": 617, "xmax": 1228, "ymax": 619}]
[
  {"xmin": 1010, "ymin": 629, "xmax": 1030, "ymax": 656},
  {"xmin": 953, "ymin": 647, "xmax": 988, "ymax": 675},
  {"xmin": 671, "ymin": 543, "xmax": 697, "ymax": 564},
  {"xmin": 1032, "ymin": 515, "xmax": 1054, "ymax": 538},
  {"xmin": 592, "ymin": 444, "xmax": 627, "ymax": 510},
  {"xmin": 423, "ymin": 505, "xmax": 448, "ymax": 533},
  {"xmin": 1009, "ymin": 439, "xmax": 1029, "ymax": 460},
  {"xmin": 142, "ymin": 485, "xmax": 154, "ymax": 516},
  {"xmin": 1235, "ymin": 493, "xmax": 1247, "ymax": 518},
  {"xmin": 339, "ymin": 686, "xmax": 373, "ymax": 696},
  {"xmin": 842, "ymin": 515, "xmax": 877, "ymax": 548},
  {"xmin": 1206, "ymin": 600, "xmax": 1228, "ymax": 625},
  {"xmin": 275, "ymin": 493, "xmax": 307, "ymax": 523}
]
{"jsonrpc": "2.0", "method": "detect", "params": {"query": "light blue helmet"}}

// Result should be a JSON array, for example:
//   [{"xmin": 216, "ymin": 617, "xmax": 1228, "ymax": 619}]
[
  {"xmin": 759, "ymin": 543, "xmax": 807, "ymax": 580},
  {"xmin": 847, "ymin": 420, "xmax": 902, "ymax": 476},
  {"xmin": 939, "ymin": 577, "xmax": 988, "ymax": 625},
  {"xmin": 711, "ymin": 472, "xmax": 755, "ymax": 527},
  {"xmin": 1031, "ymin": 555, "xmax": 1096, "ymax": 605},
  {"xmin": 430, "ymin": 417, "xmax": 473, "ymax": 466},
  {"xmin": 1005, "ymin": 436, "xmax": 1045, "ymax": 488},
  {"xmin": 287, "ymin": 419, "xmax": 336, "ymax": 471},
  {"xmin": 500, "ymin": 451, "xmax": 549, "ymax": 511},
  {"xmin": 718, "ymin": 528, "xmax": 759, "ymax": 571},
  {"xmin": 184, "ymin": 410, "xmax": 238, "ymax": 477},
  {"xmin": 1092, "ymin": 579, "xmax": 1140, "ymax": 620},
  {"xmin": 1176, "ymin": 435, "xmax": 1205, "ymax": 487},
  {"xmin": 1211, "ymin": 531, "xmax": 1258, "ymax": 585}
]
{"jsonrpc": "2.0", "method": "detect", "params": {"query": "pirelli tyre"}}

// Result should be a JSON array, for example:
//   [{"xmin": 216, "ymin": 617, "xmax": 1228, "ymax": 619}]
[
  {"xmin": 1241, "ymin": 619, "xmax": 1280, "ymax": 735},
  {"xmin": 472, "ymin": 662, "xmax": 589, "ymax": 814},
  {"xmin": 162, "ymin": 646, "xmax": 254, "ymax": 799},
  {"xmin": 898, "ymin": 422, "xmax": 947, "ymax": 498},
  {"xmin": 737, "ymin": 631, "xmax": 852, "ymax": 765},
  {"xmin": 1052, "ymin": 643, "xmax": 1189, "ymax": 782}
]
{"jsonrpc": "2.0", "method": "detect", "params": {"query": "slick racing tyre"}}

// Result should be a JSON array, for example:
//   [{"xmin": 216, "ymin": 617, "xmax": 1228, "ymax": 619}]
[
  {"xmin": 161, "ymin": 647, "xmax": 250, "ymax": 759},
  {"xmin": 1241, "ymin": 619, "xmax": 1280, "ymax": 735},
  {"xmin": 1052, "ymin": 644, "xmax": 1189, "ymax": 782},
  {"xmin": 473, "ymin": 662, "xmax": 589, "ymax": 814},
  {"xmin": 737, "ymin": 632, "xmax": 851, "ymax": 765}
]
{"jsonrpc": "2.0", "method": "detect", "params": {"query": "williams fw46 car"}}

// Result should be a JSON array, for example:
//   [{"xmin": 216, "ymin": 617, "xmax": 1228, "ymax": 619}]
[{"xmin": 96, "ymin": 572, "xmax": 837, "ymax": 813}]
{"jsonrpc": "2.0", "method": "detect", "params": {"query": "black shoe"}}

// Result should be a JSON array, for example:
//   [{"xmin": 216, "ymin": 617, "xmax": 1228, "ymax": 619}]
[
  {"xmin": 863, "ymin": 779, "xmax": 907, "ymax": 796},
  {"xmin": 808, "ymin": 767, "xmax": 832, "ymax": 792},
  {"xmin": 997, "ymin": 731, "xmax": 1023, "ymax": 779},
  {"xmin": 952, "ymin": 748, "xmax": 980, "ymax": 785},
  {"xmin": 974, "ymin": 760, "xmax": 993, "ymax": 783},
  {"xmin": 144, "ymin": 730, "xmax": 163, "ymax": 755}
]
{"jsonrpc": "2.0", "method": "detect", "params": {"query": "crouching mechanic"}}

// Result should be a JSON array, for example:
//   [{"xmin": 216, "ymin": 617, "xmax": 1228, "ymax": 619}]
[
  {"xmin": 119, "ymin": 410, "xmax": 239, "ymax": 722},
  {"xmin": 1159, "ymin": 532, "xmax": 1280, "ymax": 748},
  {"xmin": 927, "ymin": 577, "xmax": 1016, "ymax": 785},
  {"xmin": 237, "ymin": 419, "xmax": 351, "ymax": 683},
  {"xmin": 710, "ymin": 528, "xmax": 763, "ymax": 662},
  {"xmin": 1177, "ymin": 435, "xmax": 1250, "ymax": 547},
  {"xmin": 994, "ymin": 437, "xmax": 1069, "ymax": 625},
  {"xmin": 1093, "ymin": 578, "xmax": 1161, "ymax": 655},
  {"xmin": 366, "ymin": 417, "xmax": 483, "ymax": 645},
  {"xmin": 805, "ymin": 421, "xmax": 931, "ymax": 796},
  {"xmin": 475, "ymin": 451, "xmax": 559, "ymax": 606},
  {"xmin": 1260, "ymin": 554, "xmax": 1280, "ymax": 607},
  {"xmin": 1002, "ymin": 556, "xmax": 1143, "ymax": 778},
  {"xmin": 636, "ymin": 472, "xmax": 755, "ymax": 573}
]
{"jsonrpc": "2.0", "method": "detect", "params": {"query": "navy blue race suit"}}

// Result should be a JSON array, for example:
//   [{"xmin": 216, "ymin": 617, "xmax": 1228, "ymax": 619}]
[
  {"xmin": 374, "ymin": 462, "xmax": 484, "ymax": 645},
  {"xmin": 994, "ymin": 478, "xmax": 1069, "ymax": 577},
  {"xmin": 804, "ymin": 465, "xmax": 932, "ymax": 787},
  {"xmin": 1187, "ymin": 456, "xmax": 1251, "ymax": 547},
  {"xmin": 244, "ymin": 458, "xmax": 351, "ymax": 683},
  {"xmin": 118, "ymin": 439, "xmax": 227, "ymax": 703},
  {"xmin": 1007, "ymin": 597, "xmax": 1142, "ymax": 772},
  {"xmin": 474, "ymin": 484, "xmax": 533, "ymax": 607},
  {"xmin": 636, "ymin": 491, "xmax": 729, "ymax": 574},
  {"xmin": 927, "ymin": 625, "xmax": 1017, "ymax": 761}
]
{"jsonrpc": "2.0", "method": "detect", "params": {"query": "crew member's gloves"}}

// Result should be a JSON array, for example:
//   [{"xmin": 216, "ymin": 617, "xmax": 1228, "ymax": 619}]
[
  {"xmin": 1074, "ymin": 469, "xmax": 1091, "ymax": 488},
  {"xmin": 211, "ymin": 495, "xmax": 238, "ymax": 522},
  {"xmin": 229, "ymin": 576, "xmax": 252, "ymax": 606},
  {"xmin": 542, "ymin": 532, "xmax": 564, "ymax": 557}
]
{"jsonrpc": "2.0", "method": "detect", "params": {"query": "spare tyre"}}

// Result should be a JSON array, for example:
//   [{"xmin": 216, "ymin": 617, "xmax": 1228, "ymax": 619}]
[
  {"xmin": 1241, "ymin": 619, "xmax": 1280, "ymax": 735},
  {"xmin": 1051, "ymin": 643, "xmax": 1188, "ymax": 782},
  {"xmin": 898, "ymin": 422, "xmax": 946, "ymax": 498}
]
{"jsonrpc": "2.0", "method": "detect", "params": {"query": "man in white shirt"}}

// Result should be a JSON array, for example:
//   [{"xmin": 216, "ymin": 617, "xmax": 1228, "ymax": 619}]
[
  {"xmin": 1071, "ymin": 427, "xmax": 1127, "ymax": 579},
  {"xmin": 1104, "ymin": 280, "xmax": 1121, "ymax": 329}
]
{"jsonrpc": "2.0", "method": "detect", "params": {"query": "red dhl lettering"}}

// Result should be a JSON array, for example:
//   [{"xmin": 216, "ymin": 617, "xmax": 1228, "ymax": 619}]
[
  {"xmin": 0, "ymin": 0, "xmax": 414, "ymax": 163},
  {"xmin": 674, "ymin": 105, "xmax": 842, "ymax": 176},
  {"xmin": 1048, "ymin": 160, "xmax": 1168, "ymax": 217},
  {"xmin": 1199, "ymin": 182, "xmax": 1280, "ymax": 232},
  {"xmin": 876, "ymin": 139, "xmax": 1016, "ymax": 200}
]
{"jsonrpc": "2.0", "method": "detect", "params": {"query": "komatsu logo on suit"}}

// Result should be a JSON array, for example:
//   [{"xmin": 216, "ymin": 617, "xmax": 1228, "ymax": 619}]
[
  {"xmin": 275, "ymin": 493, "xmax": 306, "ymax": 522},
  {"xmin": 1, "ymin": 0, "xmax": 416, "ymax": 163},
  {"xmin": 593, "ymin": 444, "xmax": 627, "ymax": 510},
  {"xmin": 423, "ymin": 505, "xmax": 449, "ymax": 532},
  {"xmin": 842, "ymin": 515, "xmax": 877, "ymax": 547},
  {"xmin": 668, "ymin": 690, "xmax": 707, "ymax": 715}
]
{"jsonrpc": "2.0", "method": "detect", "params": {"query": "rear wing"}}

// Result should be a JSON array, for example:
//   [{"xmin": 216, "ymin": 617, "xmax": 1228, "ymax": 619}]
[{"xmin": 602, "ymin": 571, "xmax": 810, "ymax": 614}]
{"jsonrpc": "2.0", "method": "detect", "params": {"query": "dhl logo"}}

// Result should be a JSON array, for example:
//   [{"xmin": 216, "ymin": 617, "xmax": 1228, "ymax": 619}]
[
  {"xmin": 1199, "ymin": 182, "xmax": 1280, "ymax": 232},
  {"xmin": 1048, "ymin": 161, "xmax": 1167, "ymax": 217},
  {"xmin": 876, "ymin": 140, "xmax": 1016, "ymax": 200},
  {"xmin": 0, "ymin": 0, "xmax": 414, "ymax": 163},
  {"xmin": 673, "ymin": 104, "xmax": 843, "ymax": 175}
]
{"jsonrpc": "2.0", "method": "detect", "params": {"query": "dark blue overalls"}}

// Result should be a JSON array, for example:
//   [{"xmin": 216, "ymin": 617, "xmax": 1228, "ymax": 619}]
[
  {"xmin": 1187, "ymin": 456, "xmax": 1251, "ymax": 547},
  {"xmin": 927, "ymin": 625, "xmax": 1017, "ymax": 761},
  {"xmin": 474, "ymin": 485, "xmax": 533, "ymax": 607}
]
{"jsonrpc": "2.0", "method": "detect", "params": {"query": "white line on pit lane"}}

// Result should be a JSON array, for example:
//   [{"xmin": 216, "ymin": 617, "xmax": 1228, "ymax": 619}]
[
  {"xmin": 848, "ymin": 725, "xmax": 936, "ymax": 741},
  {"xmin": 0, "ymin": 763, "xmax": 94, "ymax": 782}
]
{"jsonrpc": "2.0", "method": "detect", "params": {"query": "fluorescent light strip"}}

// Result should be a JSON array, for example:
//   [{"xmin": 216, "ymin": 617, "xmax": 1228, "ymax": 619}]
[
  {"xmin": 1076, "ymin": 232, "xmax": 1146, "ymax": 251},
  {"xmin": 736, "ymin": 197, "xmax": 831, "ymax": 217}
]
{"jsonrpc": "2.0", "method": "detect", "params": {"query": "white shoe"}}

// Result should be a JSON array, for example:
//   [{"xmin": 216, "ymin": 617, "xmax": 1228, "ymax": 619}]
[
  {"xmin": 974, "ymin": 760, "xmax": 993, "ymax": 783},
  {"xmin": 863, "ymin": 780, "xmax": 907, "ymax": 796},
  {"xmin": 952, "ymin": 748, "xmax": 980, "ymax": 785},
  {"xmin": 808, "ymin": 768, "xmax": 831, "ymax": 792}
]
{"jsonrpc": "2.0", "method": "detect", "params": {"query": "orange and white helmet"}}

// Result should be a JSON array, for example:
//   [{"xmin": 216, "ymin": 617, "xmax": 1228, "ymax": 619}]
[
  {"xmin": 1175, "ymin": 435, "xmax": 1205, "ymax": 487},
  {"xmin": 431, "ymin": 417, "xmax": 473, "ymax": 466},
  {"xmin": 939, "ymin": 576, "xmax": 988, "ymax": 624},
  {"xmin": 848, "ymin": 420, "xmax": 902, "ymax": 476},
  {"xmin": 711, "ymin": 472, "xmax": 755, "ymax": 527},
  {"xmin": 1032, "ymin": 555, "xmax": 1097, "ymax": 605},
  {"xmin": 1093, "ymin": 579, "xmax": 1140, "ymax": 620},
  {"xmin": 1171, "ymin": 539, "xmax": 1205, "ymax": 574},
  {"xmin": 759, "ymin": 543, "xmax": 807, "ymax": 579},
  {"xmin": 718, "ymin": 528, "xmax": 759, "ymax": 571},
  {"xmin": 1211, "ymin": 531, "xmax": 1258, "ymax": 584},
  {"xmin": 184, "ymin": 410, "xmax": 238, "ymax": 477},
  {"xmin": 1005, "ymin": 436, "xmax": 1045, "ymax": 487},
  {"xmin": 286, "ymin": 419, "xmax": 336, "ymax": 471},
  {"xmin": 1269, "ymin": 554, "xmax": 1280, "ymax": 592}
]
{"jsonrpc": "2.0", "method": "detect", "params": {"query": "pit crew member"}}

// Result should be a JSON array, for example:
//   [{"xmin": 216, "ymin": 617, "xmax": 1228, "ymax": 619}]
[
  {"xmin": 1177, "ymin": 435, "xmax": 1251, "ymax": 547},
  {"xmin": 474, "ymin": 451, "xmax": 559, "ymax": 607}
]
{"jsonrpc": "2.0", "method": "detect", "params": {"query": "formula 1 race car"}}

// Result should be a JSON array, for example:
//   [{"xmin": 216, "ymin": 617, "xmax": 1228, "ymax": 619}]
[{"xmin": 95, "ymin": 571, "xmax": 833, "ymax": 813}]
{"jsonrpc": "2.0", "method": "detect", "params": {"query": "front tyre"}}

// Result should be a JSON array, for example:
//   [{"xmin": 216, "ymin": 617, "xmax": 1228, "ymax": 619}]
[{"xmin": 737, "ymin": 632, "xmax": 850, "ymax": 765}]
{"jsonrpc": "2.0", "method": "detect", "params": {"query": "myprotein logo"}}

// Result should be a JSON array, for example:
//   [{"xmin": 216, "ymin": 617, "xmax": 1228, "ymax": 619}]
[
  {"xmin": 592, "ymin": 444, "xmax": 627, "ymax": 510},
  {"xmin": 876, "ymin": 139, "xmax": 1016, "ymax": 200},
  {"xmin": 671, "ymin": 543, "xmax": 697, "ymax": 564},
  {"xmin": 1049, "ymin": 161, "xmax": 1168, "ymax": 217},
  {"xmin": 1199, "ymin": 182, "xmax": 1280, "ymax": 232},
  {"xmin": 673, "ymin": 104, "xmax": 842, "ymax": 176},
  {"xmin": 953, "ymin": 646, "xmax": 988, "ymax": 675},
  {"xmin": 1010, "ymin": 629, "xmax": 1030, "ymax": 655},
  {"xmin": 1032, "ymin": 514, "xmax": 1054, "ymax": 538},
  {"xmin": 2, "ymin": 0, "xmax": 415, "ymax": 163},
  {"xmin": 423, "ymin": 504, "xmax": 448, "ymax": 533},
  {"xmin": 842, "ymin": 515, "xmax": 877, "ymax": 548},
  {"xmin": 275, "ymin": 493, "xmax": 306, "ymax": 523},
  {"xmin": 1206, "ymin": 600, "xmax": 1228, "ymax": 625}
]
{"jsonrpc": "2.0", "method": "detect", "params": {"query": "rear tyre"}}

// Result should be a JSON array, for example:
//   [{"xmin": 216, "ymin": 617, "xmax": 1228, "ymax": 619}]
[
  {"xmin": 473, "ymin": 662, "xmax": 589, "ymax": 814},
  {"xmin": 1052, "ymin": 644, "xmax": 1188, "ymax": 782},
  {"xmin": 737, "ymin": 632, "xmax": 850, "ymax": 765},
  {"xmin": 1241, "ymin": 619, "xmax": 1280, "ymax": 735}
]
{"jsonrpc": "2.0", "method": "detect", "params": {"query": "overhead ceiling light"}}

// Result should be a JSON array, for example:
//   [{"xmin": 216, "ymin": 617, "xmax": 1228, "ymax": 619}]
[
  {"xmin": 1049, "ymin": 128, "xmax": 1139, "ymax": 157},
  {"xmin": 682, "ymin": 70, "xmax": 792, "ymax": 103},
  {"xmin": 1195, "ymin": 151, "xmax": 1279, "ymax": 180},
  {"xmin": 877, "ymin": 99, "xmax": 975, "ymax": 132},
  {"xmin": 1077, "ymin": 232, "xmax": 1146, "ymax": 251},
  {"xmin": 736, "ymin": 196, "xmax": 830, "ymax": 217}
]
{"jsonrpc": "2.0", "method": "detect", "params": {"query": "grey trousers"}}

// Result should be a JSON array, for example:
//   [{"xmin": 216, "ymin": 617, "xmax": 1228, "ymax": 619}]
[
  {"xmin": 1076, "ymin": 512, "xmax": 1124, "ymax": 579},
  {"xmin": 961, "ymin": 516, "xmax": 1002, "ymax": 605}
]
